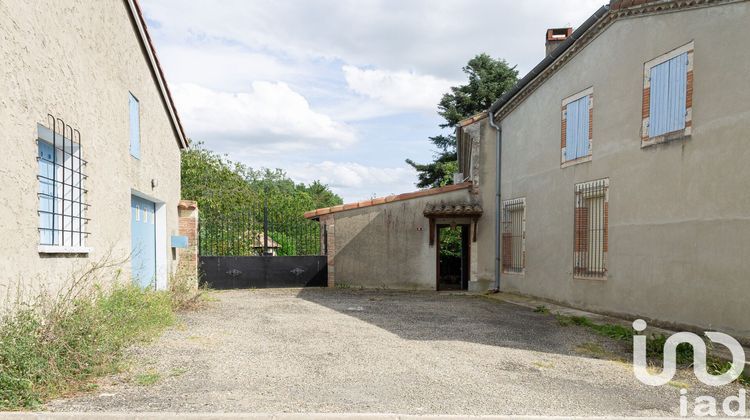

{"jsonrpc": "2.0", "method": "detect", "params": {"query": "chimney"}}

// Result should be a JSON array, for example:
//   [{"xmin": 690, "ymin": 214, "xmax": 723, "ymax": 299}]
[{"xmin": 545, "ymin": 27, "xmax": 573, "ymax": 56}]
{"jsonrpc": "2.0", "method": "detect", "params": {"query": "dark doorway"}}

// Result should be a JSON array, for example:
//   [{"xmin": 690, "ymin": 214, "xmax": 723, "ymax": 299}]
[{"xmin": 436, "ymin": 224, "xmax": 470, "ymax": 291}]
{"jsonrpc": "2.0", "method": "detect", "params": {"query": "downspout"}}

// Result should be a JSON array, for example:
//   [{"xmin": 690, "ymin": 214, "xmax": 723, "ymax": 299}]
[{"xmin": 488, "ymin": 111, "xmax": 501, "ymax": 292}]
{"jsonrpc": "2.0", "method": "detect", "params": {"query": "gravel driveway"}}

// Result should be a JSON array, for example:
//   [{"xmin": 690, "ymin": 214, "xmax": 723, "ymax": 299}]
[{"xmin": 46, "ymin": 288, "xmax": 741, "ymax": 416}]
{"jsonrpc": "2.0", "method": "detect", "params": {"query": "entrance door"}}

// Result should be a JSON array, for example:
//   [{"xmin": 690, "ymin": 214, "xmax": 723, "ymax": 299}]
[
  {"xmin": 436, "ymin": 224, "xmax": 470, "ymax": 291},
  {"xmin": 131, "ymin": 195, "xmax": 156, "ymax": 289}
]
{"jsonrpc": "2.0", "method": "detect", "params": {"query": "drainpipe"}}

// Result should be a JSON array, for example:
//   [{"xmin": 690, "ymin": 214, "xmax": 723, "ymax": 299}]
[{"xmin": 488, "ymin": 111, "xmax": 501, "ymax": 292}]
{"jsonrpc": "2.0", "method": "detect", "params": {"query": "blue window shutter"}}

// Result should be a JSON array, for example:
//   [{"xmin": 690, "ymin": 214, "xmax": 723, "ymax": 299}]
[
  {"xmin": 565, "ymin": 99, "xmax": 579, "ymax": 161},
  {"xmin": 649, "ymin": 52, "xmax": 687, "ymax": 137},
  {"xmin": 565, "ymin": 96, "xmax": 591, "ymax": 161},
  {"xmin": 129, "ymin": 93, "xmax": 140, "ymax": 158},
  {"xmin": 38, "ymin": 142, "xmax": 55, "ymax": 245},
  {"xmin": 576, "ymin": 95, "xmax": 590, "ymax": 159}
]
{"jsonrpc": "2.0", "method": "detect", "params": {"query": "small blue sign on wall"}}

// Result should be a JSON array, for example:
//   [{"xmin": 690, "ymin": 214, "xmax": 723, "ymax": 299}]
[{"xmin": 171, "ymin": 235, "xmax": 189, "ymax": 249}]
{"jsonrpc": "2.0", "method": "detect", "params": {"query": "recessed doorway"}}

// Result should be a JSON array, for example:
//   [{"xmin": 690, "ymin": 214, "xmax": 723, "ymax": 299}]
[{"xmin": 436, "ymin": 223, "xmax": 470, "ymax": 291}]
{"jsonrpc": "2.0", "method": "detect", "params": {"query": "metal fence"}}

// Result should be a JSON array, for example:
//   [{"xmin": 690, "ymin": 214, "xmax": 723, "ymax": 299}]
[{"xmin": 199, "ymin": 200, "xmax": 320, "ymax": 257}]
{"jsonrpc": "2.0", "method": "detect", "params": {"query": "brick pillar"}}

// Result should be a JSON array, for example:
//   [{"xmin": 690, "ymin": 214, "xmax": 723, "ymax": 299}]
[
  {"xmin": 177, "ymin": 200, "xmax": 199, "ymax": 289},
  {"xmin": 320, "ymin": 214, "xmax": 335, "ymax": 288}
]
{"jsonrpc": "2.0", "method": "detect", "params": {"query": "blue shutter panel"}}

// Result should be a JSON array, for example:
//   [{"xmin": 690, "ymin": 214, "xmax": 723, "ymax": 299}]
[
  {"xmin": 565, "ymin": 96, "xmax": 591, "ymax": 161},
  {"xmin": 129, "ymin": 94, "xmax": 140, "ymax": 158},
  {"xmin": 576, "ymin": 95, "xmax": 590, "ymax": 159},
  {"xmin": 648, "ymin": 52, "xmax": 687, "ymax": 137},
  {"xmin": 565, "ymin": 100, "xmax": 579, "ymax": 161},
  {"xmin": 38, "ymin": 142, "xmax": 55, "ymax": 245},
  {"xmin": 667, "ymin": 52, "xmax": 688, "ymax": 132}
]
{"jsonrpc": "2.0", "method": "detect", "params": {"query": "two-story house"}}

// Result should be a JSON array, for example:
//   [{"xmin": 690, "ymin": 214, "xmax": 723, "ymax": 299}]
[{"xmin": 459, "ymin": 0, "xmax": 750, "ymax": 337}]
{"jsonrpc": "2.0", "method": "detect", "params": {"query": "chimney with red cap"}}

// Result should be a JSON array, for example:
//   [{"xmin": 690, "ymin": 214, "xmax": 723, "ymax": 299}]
[{"xmin": 545, "ymin": 27, "xmax": 573, "ymax": 56}]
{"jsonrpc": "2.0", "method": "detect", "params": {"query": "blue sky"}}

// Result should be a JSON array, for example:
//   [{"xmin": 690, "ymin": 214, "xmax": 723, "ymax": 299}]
[{"xmin": 140, "ymin": 0, "xmax": 602, "ymax": 202}]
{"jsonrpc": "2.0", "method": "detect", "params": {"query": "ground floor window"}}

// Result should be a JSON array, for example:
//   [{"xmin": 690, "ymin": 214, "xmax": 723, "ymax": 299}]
[
  {"xmin": 502, "ymin": 197, "xmax": 525, "ymax": 273},
  {"xmin": 574, "ymin": 179, "xmax": 608, "ymax": 278},
  {"xmin": 37, "ymin": 120, "xmax": 88, "ymax": 249}
]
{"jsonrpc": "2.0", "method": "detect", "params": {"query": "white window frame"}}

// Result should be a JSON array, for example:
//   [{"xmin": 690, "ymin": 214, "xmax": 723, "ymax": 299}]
[{"xmin": 37, "ymin": 124, "xmax": 91, "ymax": 254}]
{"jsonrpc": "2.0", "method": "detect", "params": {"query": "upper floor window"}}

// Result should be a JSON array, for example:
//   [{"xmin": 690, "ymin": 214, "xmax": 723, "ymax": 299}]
[
  {"xmin": 37, "ymin": 118, "xmax": 89, "ymax": 253},
  {"xmin": 561, "ymin": 87, "xmax": 593, "ymax": 166},
  {"xmin": 129, "ymin": 93, "xmax": 140, "ymax": 158},
  {"xmin": 641, "ymin": 42, "xmax": 694, "ymax": 146}
]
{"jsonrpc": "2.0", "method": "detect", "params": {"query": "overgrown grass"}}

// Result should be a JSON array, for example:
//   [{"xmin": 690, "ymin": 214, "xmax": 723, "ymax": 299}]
[
  {"xmin": 0, "ymin": 284, "xmax": 175, "ymax": 409},
  {"xmin": 555, "ymin": 314, "xmax": 749, "ymax": 386},
  {"xmin": 0, "ymin": 257, "xmax": 203, "ymax": 410}
]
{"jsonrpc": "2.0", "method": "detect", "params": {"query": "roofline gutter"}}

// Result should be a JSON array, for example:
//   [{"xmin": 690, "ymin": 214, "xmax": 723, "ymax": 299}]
[{"xmin": 488, "ymin": 4, "xmax": 610, "ymax": 117}]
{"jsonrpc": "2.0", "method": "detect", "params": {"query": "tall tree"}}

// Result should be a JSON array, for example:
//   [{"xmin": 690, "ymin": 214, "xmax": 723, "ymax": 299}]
[{"xmin": 407, "ymin": 54, "xmax": 518, "ymax": 188}]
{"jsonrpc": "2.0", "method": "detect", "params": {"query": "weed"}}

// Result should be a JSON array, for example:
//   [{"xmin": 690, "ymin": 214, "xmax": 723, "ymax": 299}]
[
  {"xmin": 0, "ymin": 255, "xmax": 178, "ymax": 410},
  {"xmin": 533, "ymin": 305, "xmax": 549, "ymax": 314},
  {"xmin": 135, "ymin": 370, "xmax": 160, "ymax": 386},
  {"xmin": 169, "ymin": 367, "xmax": 188, "ymax": 377}
]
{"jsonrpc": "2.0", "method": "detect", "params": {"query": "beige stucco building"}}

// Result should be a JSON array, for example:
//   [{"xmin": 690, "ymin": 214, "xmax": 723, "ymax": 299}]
[
  {"xmin": 308, "ymin": 0, "xmax": 749, "ymax": 339},
  {"xmin": 459, "ymin": 0, "xmax": 750, "ymax": 338},
  {"xmin": 0, "ymin": 0, "xmax": 188, "ymax": 302}
]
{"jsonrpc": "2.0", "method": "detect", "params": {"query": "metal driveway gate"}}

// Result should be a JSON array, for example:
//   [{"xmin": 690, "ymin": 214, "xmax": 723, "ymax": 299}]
[{"xmin": 198, "ymin": 201, "xmax": 326, "ymax": 289}]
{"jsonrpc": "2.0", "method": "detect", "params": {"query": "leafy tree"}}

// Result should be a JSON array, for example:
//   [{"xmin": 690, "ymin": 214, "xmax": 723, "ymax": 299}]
[
  {"xmin": 181, "ymin": 142, "xmax": 343, "ymax": 256},
  {"xmin": 407, "ymin": 53, "xmax": 518, "ymax": 188}
]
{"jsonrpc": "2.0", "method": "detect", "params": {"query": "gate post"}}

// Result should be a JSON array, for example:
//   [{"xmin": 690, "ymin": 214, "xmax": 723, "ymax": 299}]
[
  {"xmin": 320, "ymin": 214, "xmax": 335, "ymax": 288},
  {"xmin": 177, "ymin": 200, "xmax": 199, "ymax": 289}
]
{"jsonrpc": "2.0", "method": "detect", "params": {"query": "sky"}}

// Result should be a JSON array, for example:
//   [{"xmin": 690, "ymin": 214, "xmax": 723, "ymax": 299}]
[{"xmin": 140, "ymin": 0, "xmax": 603, "ymax": 203}]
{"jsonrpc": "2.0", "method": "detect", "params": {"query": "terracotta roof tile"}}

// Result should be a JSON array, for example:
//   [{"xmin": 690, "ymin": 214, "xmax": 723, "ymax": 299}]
[{"xmin": 304, "ymin": 182, "xmax": 472, "ymax": 219}]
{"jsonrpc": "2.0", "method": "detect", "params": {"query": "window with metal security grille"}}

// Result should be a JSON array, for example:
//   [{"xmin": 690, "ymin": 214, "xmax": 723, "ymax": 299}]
[
  {"xmin": 574, "ymin": 179, "xmax": 608, "ymax": 278},
  {"xmin": 129, "ymin": 93, "xmax": 140, "ymax": 158},
  {"xmin": 561, "ymin": 88, "xmax": 593, "ymax": 166},
  {"xmin": 642, "ymin": 42, "xmax": 694, "ymax": 146},
  {"xmin": 502, "ymin": 198, "xmax": 525, "ymax": 273},
  {"xmin": 37, "ymin": 116, "xmax": 90, "ymax": 252}
]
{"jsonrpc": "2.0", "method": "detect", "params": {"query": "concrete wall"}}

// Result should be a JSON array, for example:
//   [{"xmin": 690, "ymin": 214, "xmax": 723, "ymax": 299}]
[
  {"xmin": 325, "ymin": 188, "xmax": 474, "ymax": 290},
  {"xmin": 0, "ymin": 0, "xmax": 183, "ymax": 301},
  {"xmin": 472, "ymin": 2, "xmax": 750, "ymax": 337}
]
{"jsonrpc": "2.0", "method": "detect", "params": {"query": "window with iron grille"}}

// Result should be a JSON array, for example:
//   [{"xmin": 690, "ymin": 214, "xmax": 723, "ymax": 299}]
[
  {"xmin": 502, "ymin": 197, "xmax": 525, "ymax": 273},
  {"xmin": 37, "ymin": 116, "xmax": 90, "ymax": 252},
  {"xmin": 574, "ymin": 179, "xmax": 608, "ymax": 278}
]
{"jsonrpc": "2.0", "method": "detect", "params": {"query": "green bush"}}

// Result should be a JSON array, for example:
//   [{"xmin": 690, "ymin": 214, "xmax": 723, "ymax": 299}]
[{"xmin": 0, "ymin": 284, "xmax": 174, "ymax": 410}]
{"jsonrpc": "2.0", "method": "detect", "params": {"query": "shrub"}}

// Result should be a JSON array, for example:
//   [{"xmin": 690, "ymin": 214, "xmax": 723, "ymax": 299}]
[{"xmin": 0, "ymin": 280, "xmax": 175, "ymax": 410}]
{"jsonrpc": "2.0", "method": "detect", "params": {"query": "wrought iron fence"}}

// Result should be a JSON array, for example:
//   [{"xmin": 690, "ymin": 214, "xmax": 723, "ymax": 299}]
[{"xmin": 199, "ymin": 200, "xmax": 320, "ymax": 257}]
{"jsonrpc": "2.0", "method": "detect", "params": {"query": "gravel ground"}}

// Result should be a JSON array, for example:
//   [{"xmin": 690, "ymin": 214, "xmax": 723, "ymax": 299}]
[{"xmin": 46, "ymin": 288, "xmax": 743, "ymax": 416}]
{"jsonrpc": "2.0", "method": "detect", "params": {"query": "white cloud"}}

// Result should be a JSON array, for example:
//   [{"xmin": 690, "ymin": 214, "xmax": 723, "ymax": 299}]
[
  {"xmin": 172, "ymin": 82, "xmax": 356, "ymax": 150},
  {"xmin": 342, "ymin": 65, "xmax": 456, "ymax": 111},
  {"xmin": 286, "ymin": 161, "xmax": 418, "ymax": 202}
]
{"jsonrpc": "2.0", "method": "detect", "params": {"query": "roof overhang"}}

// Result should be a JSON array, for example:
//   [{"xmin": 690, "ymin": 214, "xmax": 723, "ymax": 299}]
[{"xmin": 125, "ymin": 0, "xmax": 189, "ymax": 149}]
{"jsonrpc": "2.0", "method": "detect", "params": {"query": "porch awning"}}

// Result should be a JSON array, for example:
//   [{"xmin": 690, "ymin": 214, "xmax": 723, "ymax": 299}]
[{"xmin": 423, "ymin": 203, "xmax": 483, "ymax": 218}]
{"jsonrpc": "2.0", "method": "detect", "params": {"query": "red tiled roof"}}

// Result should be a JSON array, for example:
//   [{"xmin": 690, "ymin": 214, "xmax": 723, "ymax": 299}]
[{"xmin": 304, "ymin": 182, "xmax": 473, "ymax": 219}]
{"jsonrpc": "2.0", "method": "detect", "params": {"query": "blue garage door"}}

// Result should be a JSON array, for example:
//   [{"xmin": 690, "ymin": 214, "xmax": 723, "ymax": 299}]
[{"xmin": 131, "ymin": 195, "xmax": 156, "ymax": 289}]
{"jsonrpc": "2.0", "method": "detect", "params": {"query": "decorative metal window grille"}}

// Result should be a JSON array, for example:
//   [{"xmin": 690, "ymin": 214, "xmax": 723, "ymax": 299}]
[
  {"xmin": 502, "ymin": 198, "xmax": 525, "ymax": 273},
  {"xmin": 37, "ymin": 115, "xmax": 90, "ymax": 247},
  {"xmin": 574, "ymin": 179, "xmax": 608, "ymax": 278}
]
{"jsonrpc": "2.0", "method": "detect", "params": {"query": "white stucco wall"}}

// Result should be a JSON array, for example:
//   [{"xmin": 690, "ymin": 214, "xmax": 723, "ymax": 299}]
[
  {"xmin": 0, "ymin": 0, "xmax": 183, "ymax": 302},
  {"xmin": 472, "ymin": 2, "xmax": 750, "ymax": 337}
]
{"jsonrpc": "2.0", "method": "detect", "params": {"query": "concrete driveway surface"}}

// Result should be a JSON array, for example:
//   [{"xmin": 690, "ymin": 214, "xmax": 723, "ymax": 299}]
[{"xmin": 44, "ymin": 288, "xmax": 743, "ymax": 416}]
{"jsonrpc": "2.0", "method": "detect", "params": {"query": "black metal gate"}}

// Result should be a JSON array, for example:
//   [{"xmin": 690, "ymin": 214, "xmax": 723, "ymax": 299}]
[{"xmin": 198, "ymin": 200, "xmax": 326, "ymax": 289}]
